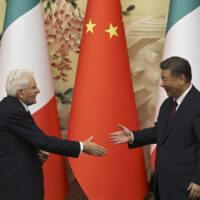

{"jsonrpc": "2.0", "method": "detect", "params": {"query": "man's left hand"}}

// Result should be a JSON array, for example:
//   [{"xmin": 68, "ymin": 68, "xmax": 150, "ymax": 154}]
[
  {"xmin": 187, "ymin": 182, "xmax": 200, "ymax": 200},
  {"xmin": 38, "ymin": 150, "xmax": 49, "ymax": 164}
]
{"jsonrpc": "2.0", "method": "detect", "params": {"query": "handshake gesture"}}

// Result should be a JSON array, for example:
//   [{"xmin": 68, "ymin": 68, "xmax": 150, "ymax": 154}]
[
  {"xmin": 82, "ymin": 124, "xmax": 132, "ymax": 157},
  {"xmin": 82, "ymin": 124, "xmax": 133, "ymax": 157},
  {"xmin": 40, "ymin": 124, "xmax": 133, "ymax": 163}
]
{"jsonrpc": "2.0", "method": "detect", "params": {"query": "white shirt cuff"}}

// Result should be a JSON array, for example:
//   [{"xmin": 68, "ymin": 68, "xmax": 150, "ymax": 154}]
[
  {"xmin": 79, "ymin": 142, "xmax": 83, "ymax": 156},
  {"xmin": 128, "ymin": 132, "xmax": 134, "ymax": 144}
]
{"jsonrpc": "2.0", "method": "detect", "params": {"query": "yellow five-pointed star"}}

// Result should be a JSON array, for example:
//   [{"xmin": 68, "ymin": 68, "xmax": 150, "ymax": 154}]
[
  {"xmin": 105, "ymin": 23, "xmax": 118, "ymax": 39},
  {"xmin": 86, "ymin": 19, "xmax": 96, "ymax": 34}
]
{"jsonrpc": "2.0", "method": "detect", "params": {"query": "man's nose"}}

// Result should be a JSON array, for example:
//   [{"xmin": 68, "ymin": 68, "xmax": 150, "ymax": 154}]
[{"xmin": 36, "ymin": 88, "xmax": 40, "ymax": 93}]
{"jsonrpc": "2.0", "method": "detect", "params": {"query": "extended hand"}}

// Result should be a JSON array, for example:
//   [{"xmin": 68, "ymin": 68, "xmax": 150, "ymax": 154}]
[
  {"xmin": 187, "ymin": 182, "xmax": 200, "ymax": 200},
  {"xmin": 38, "ymin": 150, "xmax": 49, "ymax": 164},
  {"xmin": 83, "ymin": 136, "xmax": 106, "ymax": 157},
  {"xmin": 109, "ymin": 124, "xmax": 133, "ymax": 144}
]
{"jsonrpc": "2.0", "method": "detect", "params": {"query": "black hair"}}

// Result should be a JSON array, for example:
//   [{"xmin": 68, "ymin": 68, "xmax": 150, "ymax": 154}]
[{"xmin": 160, "ymin": 56, "xmax": 192, "ymax": 83}]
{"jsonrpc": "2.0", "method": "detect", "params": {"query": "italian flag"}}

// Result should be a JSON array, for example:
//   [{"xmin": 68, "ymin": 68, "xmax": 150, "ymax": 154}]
[
  {"xmin": 151, "ymin": 0, "xmax": 200, "ymax": 166},
  {"xmin": 0, "ymin": 0, "xmax": 68, "ymax": 199}
]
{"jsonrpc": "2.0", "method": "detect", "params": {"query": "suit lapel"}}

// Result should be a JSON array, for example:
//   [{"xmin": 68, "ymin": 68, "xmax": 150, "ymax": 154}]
[
  {"xmin": 160, "ymin": 86, "xmax": 196, "ymax": 145},
  {"xmin": 159, "ymin": 98, "xmax": 173, "ymax": 139}
]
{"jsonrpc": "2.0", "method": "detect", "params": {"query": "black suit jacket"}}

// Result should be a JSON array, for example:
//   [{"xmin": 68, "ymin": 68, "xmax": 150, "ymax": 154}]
[
  {"xmin": 0, "ymin": 96, "xmax": 80, "ymax": 200},
  {"xmin": 129, "ymin": 86, "xmax": 200, "ymax": 200}
]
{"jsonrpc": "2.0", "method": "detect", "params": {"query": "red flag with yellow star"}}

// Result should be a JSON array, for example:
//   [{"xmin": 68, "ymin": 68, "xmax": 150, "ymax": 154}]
[{"xmin": 67, "ymin": 0, "xmax": 148, "ymax": 199}]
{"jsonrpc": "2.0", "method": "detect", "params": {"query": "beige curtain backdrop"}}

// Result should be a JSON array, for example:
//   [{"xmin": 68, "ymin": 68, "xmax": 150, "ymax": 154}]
[{"xmin": 0, "ymin": 0, "xmax": 170, "ymax": 199}]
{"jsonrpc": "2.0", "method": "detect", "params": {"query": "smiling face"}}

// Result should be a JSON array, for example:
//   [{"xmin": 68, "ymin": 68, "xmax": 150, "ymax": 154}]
[
  {"xmin": 161, "ymin": 69, "xmax": 186, "ymax": 99},
  {"xmin": 17, "ymin": 75, "xmax": 40, "ymax": 106}
]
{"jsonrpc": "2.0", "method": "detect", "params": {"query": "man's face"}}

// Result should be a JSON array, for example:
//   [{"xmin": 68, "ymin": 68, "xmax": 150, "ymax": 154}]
[
  {"xmin": 161, "ymin": 69, "xmax": 184, "ymax": 99},
  {"xmin": 18, "ymin": 75, "xmax": 40, "ymax": 106}
]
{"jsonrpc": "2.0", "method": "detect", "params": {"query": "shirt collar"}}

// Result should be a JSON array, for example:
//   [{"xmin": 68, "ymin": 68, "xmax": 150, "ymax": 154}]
[
  {"xmin": 175, "ymin": 84, "xmax": 192, "ymax": 107},
  {"xmin": 18, "ymin": 99, "xmax": 29, "ymax": 112}
]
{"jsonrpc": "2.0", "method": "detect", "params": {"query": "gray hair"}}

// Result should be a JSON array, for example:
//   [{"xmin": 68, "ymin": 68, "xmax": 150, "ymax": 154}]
[{"xmin": 6, "ymin": 69, "xmax": 34, "ymax": 97}]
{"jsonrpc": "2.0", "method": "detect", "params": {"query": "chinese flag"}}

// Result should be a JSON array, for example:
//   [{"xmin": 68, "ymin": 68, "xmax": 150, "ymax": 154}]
[{"xmin": 67, "ymin": 0, "xmax": 148, "ymax": 199}]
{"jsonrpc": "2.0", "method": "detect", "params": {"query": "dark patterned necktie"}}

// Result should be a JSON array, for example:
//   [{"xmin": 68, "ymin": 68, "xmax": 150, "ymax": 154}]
[{"xmin": 168, "ymin": 100, "xmax": 178, "ymax": 122}]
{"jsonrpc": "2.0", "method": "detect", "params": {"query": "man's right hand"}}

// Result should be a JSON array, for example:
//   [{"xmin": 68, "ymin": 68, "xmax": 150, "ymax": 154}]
[
  {"xmin": 109, "ymin": 124, "xmax": 133, "ymax": 144},
  {"xmin": 82, "ymin": 136, "xmax": 106, "ymax": 157}
]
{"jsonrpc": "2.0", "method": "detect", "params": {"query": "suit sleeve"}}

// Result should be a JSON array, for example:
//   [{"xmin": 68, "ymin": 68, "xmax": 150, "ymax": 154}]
[
  {"xmin": 128, "ymin": 98, "xmax": 170, "ymax": 149},
  {"xmin": 128, "ymin": 124, "xmax": 157, "ymax": 149},
  {"xmin": 192, "ymin": 115, "xmax": 200, "ymax": 185},
  {"xmin": 7, "ymin": 111, "xmax": 81, "ymax": 158}
]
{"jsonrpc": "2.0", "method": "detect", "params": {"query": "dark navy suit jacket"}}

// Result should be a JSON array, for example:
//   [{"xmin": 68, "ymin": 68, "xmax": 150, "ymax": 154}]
[
  {"xmin": 0, "ymin": 96, "xmax": 80, "ymax": 200},
  {"xmin": 129, "ymin": 86, "xmax": 200, "ymax": 200}
]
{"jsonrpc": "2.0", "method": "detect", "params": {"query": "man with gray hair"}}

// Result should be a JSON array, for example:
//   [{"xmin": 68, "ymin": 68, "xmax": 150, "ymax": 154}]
[{"xmin": 0, "ymin": 69, "xmax": 106, "ymax": 200}]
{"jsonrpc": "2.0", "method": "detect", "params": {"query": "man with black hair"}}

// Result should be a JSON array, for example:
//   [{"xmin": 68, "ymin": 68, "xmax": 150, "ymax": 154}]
[{"xmin": 110, "ymin": 56, "xmax": 200, "ymax": 200}]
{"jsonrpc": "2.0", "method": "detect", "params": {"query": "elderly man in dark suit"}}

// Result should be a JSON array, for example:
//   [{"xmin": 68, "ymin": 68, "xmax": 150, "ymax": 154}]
[
  {"xmin": 110, "ymin": 56, "xmax": 200, "ymax": 200},
  {"xmin": 0, "ymin": 69, "xmax": 106, "ymax": 200}
]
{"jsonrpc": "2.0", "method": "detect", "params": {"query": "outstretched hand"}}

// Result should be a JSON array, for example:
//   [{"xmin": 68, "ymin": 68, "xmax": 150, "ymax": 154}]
[
  {"xmin": 109, "ymin": 124, "xmax": 133, "ymax": 144},
  {"xmin": 83, "ymin": 136, "xmax": 106, "ymax": 157}
]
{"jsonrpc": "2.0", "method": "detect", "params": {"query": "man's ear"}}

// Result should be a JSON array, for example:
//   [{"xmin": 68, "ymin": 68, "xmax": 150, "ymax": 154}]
[
  {"xmin": 179, "ymin": 74, "xmax": 186, "ymax": 84},
  {"xmin": 17, "ymin": 89, "xmax": 23, "ymax": 99}
]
